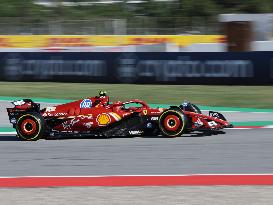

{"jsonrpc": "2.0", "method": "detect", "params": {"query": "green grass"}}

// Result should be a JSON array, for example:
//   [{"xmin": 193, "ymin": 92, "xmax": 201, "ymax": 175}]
[{"xmin": 0, "ymin": 82, "xmax": 273, "ymax": 109}]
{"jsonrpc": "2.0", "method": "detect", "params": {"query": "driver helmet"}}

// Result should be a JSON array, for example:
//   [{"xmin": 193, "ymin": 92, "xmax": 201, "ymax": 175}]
[
  {"xmin": 182, "ymin": 100, "xmax": 190, "ymax": 107},
  {"xmin": 99, "ymin": 91, "xmax": 107, "ymax": 97}
]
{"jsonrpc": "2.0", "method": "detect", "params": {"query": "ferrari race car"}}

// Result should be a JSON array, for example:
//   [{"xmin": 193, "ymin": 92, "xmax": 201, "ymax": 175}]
[{"xmin": 7, "ymin": 92, "xmax": 233, "ymax": 141}]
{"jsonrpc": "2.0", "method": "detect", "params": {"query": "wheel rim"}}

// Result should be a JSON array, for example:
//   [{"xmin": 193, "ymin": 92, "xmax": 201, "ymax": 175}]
[
  {"xmin": 20, "ymin": 119, "xmax": 37, "ymax": 135},
  {"xmin": 163, "ymin": 115, "xmax": 181, "ymax": 131}
]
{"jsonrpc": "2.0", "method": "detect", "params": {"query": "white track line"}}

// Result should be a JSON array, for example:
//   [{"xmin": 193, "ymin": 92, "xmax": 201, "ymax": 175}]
[
  {"xmin": 225, "ymin": 128, "xmax": 252, "ymax": 130},
  {"xmin": 0, "ymin": 173, "xmax": 273, "ymax": 178},
  {"xmin": 0, "ymin": 132, "xmax": 17, "ymax": 135}
]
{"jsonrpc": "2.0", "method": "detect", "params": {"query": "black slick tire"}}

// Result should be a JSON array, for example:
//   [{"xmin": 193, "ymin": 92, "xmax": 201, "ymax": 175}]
[
  {"xmin": 158, "ymin": 109, "xmax": 187, "ymax": 137},
  {"xmin": 16, "ymin": 112, "xmax": 45, "ymax": 141}
]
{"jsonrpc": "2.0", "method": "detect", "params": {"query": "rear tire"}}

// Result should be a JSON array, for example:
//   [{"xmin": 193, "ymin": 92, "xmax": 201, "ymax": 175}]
[
  {"xmin": 158, "ymin": 109, "xmax": 187, "ymax": 137},
  {"xmin": 16, "ymin": 113, "xmax": 45, "ymax": 141}
]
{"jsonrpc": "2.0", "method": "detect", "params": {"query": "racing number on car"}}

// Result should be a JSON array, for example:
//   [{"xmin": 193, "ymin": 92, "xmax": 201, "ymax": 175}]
[{"xmin": 208, "ymin": 121, "xmax": 217, "ymax": 127}]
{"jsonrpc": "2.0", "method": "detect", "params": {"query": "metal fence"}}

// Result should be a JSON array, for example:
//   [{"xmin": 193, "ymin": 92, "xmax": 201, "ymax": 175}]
[{"xmin": 0, "ymin": 16, "xmax": 221, "ymax": 35}]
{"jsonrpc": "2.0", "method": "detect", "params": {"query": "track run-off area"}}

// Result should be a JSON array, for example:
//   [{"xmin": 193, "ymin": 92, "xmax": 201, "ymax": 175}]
[{"xmin": 0, "ymin": 99, "xmax": 273, "ymax": 188}]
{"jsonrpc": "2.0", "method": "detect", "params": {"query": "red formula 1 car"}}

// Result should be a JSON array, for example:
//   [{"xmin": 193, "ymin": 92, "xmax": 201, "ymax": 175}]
[{"xmin": 7, "ymin": 92, "xmax": 233, "ymax": 141}]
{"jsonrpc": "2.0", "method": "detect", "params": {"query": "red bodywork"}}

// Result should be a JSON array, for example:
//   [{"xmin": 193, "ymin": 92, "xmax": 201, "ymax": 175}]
[
  {"xmin": 40, "ymin": 96, "xmax": 164, "ymax": 132},
  {"xmin": 37, "ymin": 96, "xmax": 230, "ymax": 132},
  {"xmin": 8, "ymin": 96, "xmax": 232, "ymax": 138}
]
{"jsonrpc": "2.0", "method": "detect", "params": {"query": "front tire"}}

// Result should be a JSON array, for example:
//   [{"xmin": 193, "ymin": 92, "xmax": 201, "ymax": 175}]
[
  {"xmin": 158, "ymin": 109, "xmax": 187, "ymax": 137},
  {"xmin": 16, "ymin": 113, "xmax": 45, "ymax": 141}
]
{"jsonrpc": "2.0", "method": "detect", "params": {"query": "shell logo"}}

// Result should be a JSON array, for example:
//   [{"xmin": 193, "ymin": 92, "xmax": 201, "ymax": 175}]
[{"xmin": 97, "ymin": 113, "xmax": 111, "ymax": 126}]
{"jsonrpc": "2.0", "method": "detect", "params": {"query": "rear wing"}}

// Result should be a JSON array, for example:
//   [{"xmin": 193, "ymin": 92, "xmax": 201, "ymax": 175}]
[{"xmin": 7, "ymin": 99, "xmax": 41, "ymax": 128}]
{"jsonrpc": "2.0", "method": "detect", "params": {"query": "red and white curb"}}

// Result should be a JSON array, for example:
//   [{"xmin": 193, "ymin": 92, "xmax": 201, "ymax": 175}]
[{"xmin": 0, "ymin": 174, "xmax": 273, "ymax": 187}]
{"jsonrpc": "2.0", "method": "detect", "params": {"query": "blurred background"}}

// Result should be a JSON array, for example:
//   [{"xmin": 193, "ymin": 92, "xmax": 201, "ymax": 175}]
[
  {"xmin": 0, "ymin": 0, "xmax": 272, "ymax": 107},
  {"xmin": 0, "ymin": 0, "xmax": 272, "ymax": 51},
  {"xmin": 0, "ymin": 2, "xmax": 273, "ymax": 203},
  {"xmin": 0, "ymin": 0, "xmax": 272, "ymax": 35}
]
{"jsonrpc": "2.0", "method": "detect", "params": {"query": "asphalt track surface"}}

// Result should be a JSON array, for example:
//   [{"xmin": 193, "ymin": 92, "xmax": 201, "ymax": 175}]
[
  {"xmin": 0, "ymin": 129, "xmax": 272, "ymax": 176},
  {"xmin": 1, "ymin": 101, "xmax": 273, "ymax": 204},
  {"xmin": 0, "ymin": 101, "xmax": 273, "ymax": 176}
]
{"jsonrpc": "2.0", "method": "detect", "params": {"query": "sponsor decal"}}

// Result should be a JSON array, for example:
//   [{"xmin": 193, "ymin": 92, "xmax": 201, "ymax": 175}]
[
  {"xmin": 45, "ymin": 107, "xmax": 56, "ymax": 112},
  {"xmin": 151, "ymin": 117, "xmax": 159, "ymax": 121},
  {"xmin": 0, "ymin": 35, "xmax": 223, "ymax": 49},
  {"xmin": 80, "ymin": 99, "xmax": 92, "ymax": 108},
  {"xmin": 133, "ymin": 59, "xmax": 254, "ymax": 81},
  {"xmin": 83, "ymin": 122, "xmax": 93, "ymax": 129},
  {"xmin": 96, "ymin": 113, "xmax": 111, "ymax": 126},
  {"xmin": 3, "ymin": 54, "xmax": 107, "ymax": 80},
  {"xmin": 10, "ymin": 118, "xmax": 16, "ymax": 124},
  {"xmin": 116, "ymin": 55, "xmax": 254, "ymax": 82},
  {"xmin": 43, "ymin": 112, "xmax": 67, "ymax": 117},
  {"xmin": 45, "ymin": 37, "xmax": 91, "ymax": 47},
  {"xmin": 62, "ymin": 119, "xmax": 80, "ymax": 130},
  {"xmin": 210, "ymin": 112, "xmax": 220, "ymax": 118},
  {"xmin": 54, "ymin": 112, "xmax": 67, "ymax": 116},
  {"xmin": 194, "ymin": 118, "xmax": 203, "ymax": 127},
  {"xmin": 42, "ymin": 113, "xmax": 52, "ymax": 117},
  {"xmin": 129, "ymin": 37, "xmax": 169, "ymax": 45},
  {"xmin": 129, "ymin": 130, "xmax": 143, "ymax": 135},
  {"xmin": 78, "ymin": 115, "xmax": 93, "ymax": 120}
]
